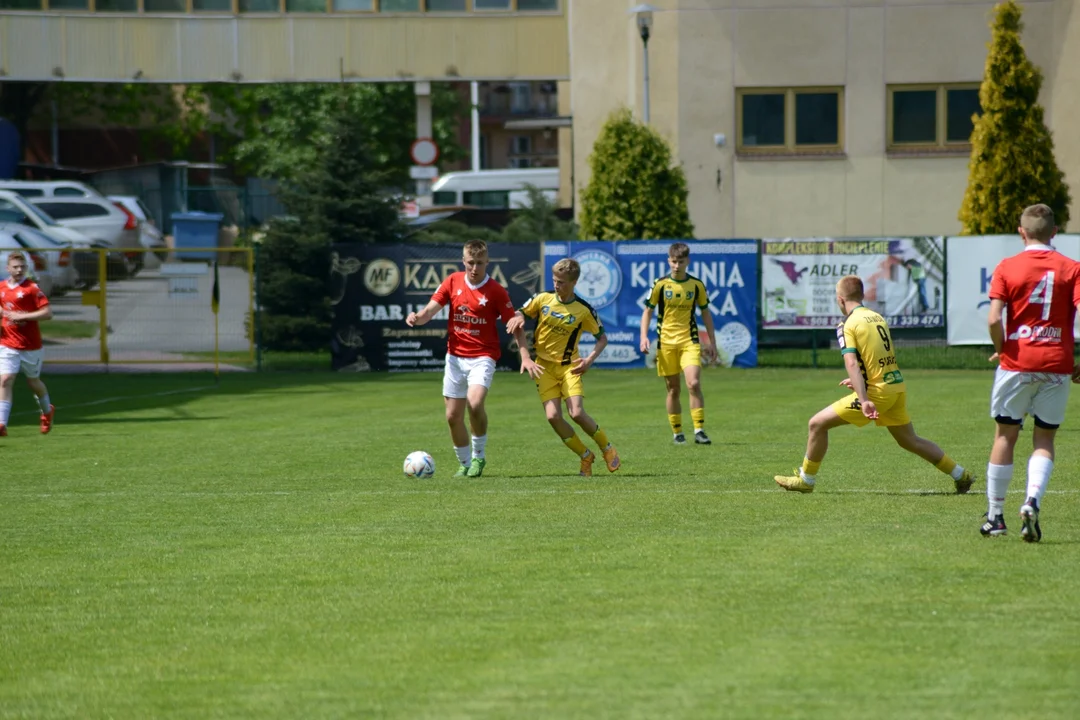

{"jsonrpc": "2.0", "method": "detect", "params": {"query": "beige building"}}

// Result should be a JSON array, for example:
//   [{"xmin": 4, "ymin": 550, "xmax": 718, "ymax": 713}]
[
  {"xmin": 2, "ymin": 0, "xmax": 1077, "ymax": 236},
  {"xmin": 569, "ymin": 0, "xmax": 1080, "ymax": 237}
]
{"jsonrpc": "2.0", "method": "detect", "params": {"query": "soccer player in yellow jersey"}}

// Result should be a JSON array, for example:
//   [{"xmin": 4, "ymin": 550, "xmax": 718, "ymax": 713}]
[
  {"xmin": 639, "ymin": 242, "xmax": 718, "ymax": 445},
  {"xmin": 774, "ymin": 275, "xmax": 975, "ymax": 494},
  {"xmin": 506, "ymin": 258, "xmax": 621, "ymax": 477}
]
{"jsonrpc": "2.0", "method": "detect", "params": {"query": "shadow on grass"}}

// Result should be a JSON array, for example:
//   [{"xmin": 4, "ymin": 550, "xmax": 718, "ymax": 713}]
[{"xmin": 6, "ymin": 370, "xmax": 427, "ymax": 428}]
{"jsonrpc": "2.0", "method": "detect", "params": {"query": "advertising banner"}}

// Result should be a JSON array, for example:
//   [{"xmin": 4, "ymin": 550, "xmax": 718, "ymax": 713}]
[
  {"xmin": 946, "ymin": 234, "xmax": 1080, "ymax": 345},
  {"xmin": 542, "ymin": 240, "xmax": 759, "ymax": 368},
  {"xmin": 331, "ymin": 243, "xmax": 542, "ymax": 371},
  {"xmin": 761, "ymin": 237, "xmax": 945, "ymax": 329}
]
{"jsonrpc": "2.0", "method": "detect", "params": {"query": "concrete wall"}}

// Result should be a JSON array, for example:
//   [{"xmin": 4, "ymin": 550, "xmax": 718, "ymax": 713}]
[{"xmin": 568, "ymin": 0, "xmax": 1071, "ymax": 237}]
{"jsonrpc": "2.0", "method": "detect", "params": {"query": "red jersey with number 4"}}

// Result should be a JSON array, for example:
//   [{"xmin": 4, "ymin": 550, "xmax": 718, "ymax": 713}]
[
  {"xmin": 989, "ymin": 246, "xmax": 1080, "ymax": 374},
  {"xmin": 0, "ymin": 278, "xmax": 49, "ymax": 351},
  {"xmin": 431, "ymin": 272, "xmax": 516, "ymax": 360}
]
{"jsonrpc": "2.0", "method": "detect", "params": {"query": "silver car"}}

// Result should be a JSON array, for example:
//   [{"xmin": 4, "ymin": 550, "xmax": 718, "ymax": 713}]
[
  {"xmin": 30, "ymin": 196, "xmax": 144, "ymax": 278},
  {"xmin": 0, "ymin": 223, "xmax": 79, "ymax": 296}
]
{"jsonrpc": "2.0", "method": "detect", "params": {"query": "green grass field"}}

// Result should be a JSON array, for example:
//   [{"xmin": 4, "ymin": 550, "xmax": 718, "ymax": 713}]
[{"xmin": 2, "ymin": 367, "xmax": 1079, "ymax": 719}]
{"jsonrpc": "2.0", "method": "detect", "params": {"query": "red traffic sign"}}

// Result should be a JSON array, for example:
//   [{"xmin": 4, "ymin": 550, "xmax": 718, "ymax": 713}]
[{"xmin": 410, "ymin": 138, "xmax": 440, "ymax": 166}]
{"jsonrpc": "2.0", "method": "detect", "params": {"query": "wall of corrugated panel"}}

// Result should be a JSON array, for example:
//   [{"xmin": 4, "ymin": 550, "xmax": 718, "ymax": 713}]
[
  {"xmin": 0, "ymin": 13, "xmax": 567, "ymax": 83},
  {"xmin": 64, "ymin": 17, "xmax": 124, "ymax": 80},
  {"xmin": 179, "ymin": 19, "xmax": 236, "ymax": 82},
  {"xmin": 2, "ymin": 15, "xmax": 64, "ymax": 80}
]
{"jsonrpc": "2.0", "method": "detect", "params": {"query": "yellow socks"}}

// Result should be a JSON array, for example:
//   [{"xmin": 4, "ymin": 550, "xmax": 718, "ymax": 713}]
[
  {"xmin": 801, "ymin": 457, "xmax": 822, "ymax": 478},
  {"xmin": 691, "ymin": 408, "xmax": 705, "ymax": 431},
  {"xmin": 591, "ymin": 426, "xmax": 610, "ymax": 450},
  {"xmin": 564, "ymin": 434, "xmax": 589, "ymax": 457},
  {"xmin": 936, "ymin": 455, "xmax": 957, "ymax": 475},
  {"xmin": 668, "ymin": 414, "xmax": 682, "ymax": 435}
]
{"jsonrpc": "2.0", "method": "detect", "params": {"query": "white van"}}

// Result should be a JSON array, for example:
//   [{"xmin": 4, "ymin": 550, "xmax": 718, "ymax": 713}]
[
  {"xmin": 431, "ymin": 168, "xmax": 558, "ymax": 208},
  {"xmin": 0, "ymin": 179, "xmax": 104, "ymax": 199}
]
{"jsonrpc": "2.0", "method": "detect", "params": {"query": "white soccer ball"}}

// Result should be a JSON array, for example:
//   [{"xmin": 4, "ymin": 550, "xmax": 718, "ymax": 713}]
[{"xmin": 403, "ymin": 450, "xmax": 436, "ymax": 479}]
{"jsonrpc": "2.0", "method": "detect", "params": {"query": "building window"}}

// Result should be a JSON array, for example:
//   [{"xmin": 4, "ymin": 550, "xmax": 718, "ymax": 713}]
[
  {"xmin": 143, "ymin": 0, "xmax": 185, "ymax": 10},
  {"xmin": 517, "ymin": 0, "xmax": 556, "ymax": 8},
  {"xmin": 888, "ymin": 84, "xmax": 982, "ymax": 150},
  {"xmin": 736, "ymin": 87, "xmax": 843, "ymax": 154},
  {"xmin": 334, "ymin": 0, "xmax": 372, "ymax": 8},
  {"xmin": 48, "ymin": 0, "xmax": 90, "ymax": 9},
  {"xmin": 509, "ymin": 158, "xmax": 532, "ymax": 168},
  {"xmin": 510, "ymin": 135, "xmax": 532, "ymax": 156},
  {"xmin": 0, "ymin": 0, "xmax": 41, "ymax": 7},
  {"xmin": 240, "ymin": 0, "xmax": 279, "ymax": 9},
  {"xmin": 474, "ymin": 0, "xmax": 510, "ymax": 7},
  {"xmin": 193, "ymin": 0, "xmax": 232, "ymax": 9},
  {"xmin": 380, "ymin": 0, "xmax": 419, "ymax": 9},
  {"xmin": 510, "ymin": 83, "xmax": 532, "ymax": 114},
  {"xmin": 426, "ymin": 0, "xmax": 464, "ymax": 9}
]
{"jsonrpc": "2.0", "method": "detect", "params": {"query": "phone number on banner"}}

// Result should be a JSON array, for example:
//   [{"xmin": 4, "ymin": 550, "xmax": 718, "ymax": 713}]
[{"xmin": 769, "ymin": 315, "xmax": 943, "ymax": 328}]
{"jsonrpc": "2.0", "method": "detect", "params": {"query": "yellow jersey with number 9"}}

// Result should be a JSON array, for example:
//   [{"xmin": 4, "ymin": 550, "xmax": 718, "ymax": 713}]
[{"xmin": 836, "ymin": 305, "xmax": 905, "ymax": 396}]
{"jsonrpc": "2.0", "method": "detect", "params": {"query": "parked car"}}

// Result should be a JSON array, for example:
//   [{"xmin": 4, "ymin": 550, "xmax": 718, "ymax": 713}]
[
  {"xmin": 0, "ymin": 179, "xmax": 104, "ymax": 199},
  {"xmin": 0, "ymin": 190, "xmax": 105, "ymax": 287},
  {"xmin": 0, "ymin": 230, "xmax": 53, "ymax": 297},
  {"xmin": 109, "ymin": 194, "xmax": 166, "ymax": 261},
  {"xmin": 29, "ymin": 197, "xmax": 144, "ymax": 277},
  {"xmin": 0, "ymin": 223, "xmax": 78, "ymax": 296}
]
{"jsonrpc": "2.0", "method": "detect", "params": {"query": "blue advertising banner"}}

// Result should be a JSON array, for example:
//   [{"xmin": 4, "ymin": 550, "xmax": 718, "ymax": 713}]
[{"xmin": 542, "ymin": 240, "xmax": 759, "ymax": 368}]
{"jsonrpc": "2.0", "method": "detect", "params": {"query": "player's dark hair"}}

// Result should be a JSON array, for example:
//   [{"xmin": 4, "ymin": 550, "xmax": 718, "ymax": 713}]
[{"xmin": 668, "ymin": 242, "xmax": 690, "ymax": 260}]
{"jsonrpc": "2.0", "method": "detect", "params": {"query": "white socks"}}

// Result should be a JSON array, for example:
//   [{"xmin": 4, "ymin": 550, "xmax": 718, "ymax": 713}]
[
  {"xmin": 38, "ymin": 393, "xmax": 51, "ymax": 414},
  {"xmin": 471, "ymin": 434, "xmax": 487, "ymax": 460},
  {"xmin": 454, "ymin": 446, "xmax": 470, "ymax": 466},
  {"xmin": 0, "ymin": 401, "xmax": 10, "ymax": 426},
  {"xmin": 986, "ymin": 463, "xmax": 1013, "ymax": 518},
  {"xmin": 1027, "ymin": 455, "xmax": 1053, "ymax": 504},
  {"xmin": 950, "ymin": 465, "xmax": 965, "ymax": 481}
]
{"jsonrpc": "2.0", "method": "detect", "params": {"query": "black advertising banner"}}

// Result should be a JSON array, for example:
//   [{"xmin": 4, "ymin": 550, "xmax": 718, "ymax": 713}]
[{"xmin": 331, "ymin": 243, "xmax": 543, "ymax": 372}]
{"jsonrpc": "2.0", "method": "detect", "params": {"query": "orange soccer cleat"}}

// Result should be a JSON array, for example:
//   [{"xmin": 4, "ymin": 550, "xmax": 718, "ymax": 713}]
[{"xmin": 40, "ymin": 405, "xmax": 55, "ymax": 434}]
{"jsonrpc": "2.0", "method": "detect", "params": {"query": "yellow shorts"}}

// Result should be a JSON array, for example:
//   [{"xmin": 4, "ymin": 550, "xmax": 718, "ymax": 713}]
[
  {"xmin": 535, "ymin": 358, "xmax": 584, "ymax": 403},
  {"xmin": 656, "ymin": 343, "xmax": 701, "ymax": 377},
  {"xmin": 831, "ymin": 391, "xmax": 911, "ymax": 427}
]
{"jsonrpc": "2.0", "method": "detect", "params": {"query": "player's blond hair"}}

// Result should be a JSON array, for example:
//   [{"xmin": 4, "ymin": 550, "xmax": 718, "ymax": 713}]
[
  {"xmin": 552, "ymin": 258, "xmax": 580, "ymax": 282},
  {"xmin": 1020, "ymin": 204, "xmax": 1056, "ymax": 243},
  {"xmin": 668, "ymin": 242, "xmax": 690, "ymax": 260},
  {"xmin": 836, "ymin": 275, "xmax": 864, "ymax": 302},
  {"xmin": 463, "ymin": 240, "xmax": 488, "ymax": 259},
  {"xmin": 6, "ymin": 250, "xmax": 26, "ymax": 265}
]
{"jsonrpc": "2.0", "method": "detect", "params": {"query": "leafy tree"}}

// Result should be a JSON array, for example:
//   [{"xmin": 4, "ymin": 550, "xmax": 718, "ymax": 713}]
[
  {"xmin": 408, "ymin": 220, "xmax": 503, "ymax": 246},
  {"xmin": 256, "ymin": 98, "xmax": 405, "ymax": 351},
  {"xmin": 959, "ymin": 0, "xmax": 1071, "ymax": 233},
  {"xmin": 4, "ymin": 81, "xmax": 464, "ymax": 185},
  {"xmin": 500, "ymin": 185, "xmax": 577, "ymax": 243},
  {"xmin": 579, "ymin": 108, "xmax": 694, "ymax": 240}
]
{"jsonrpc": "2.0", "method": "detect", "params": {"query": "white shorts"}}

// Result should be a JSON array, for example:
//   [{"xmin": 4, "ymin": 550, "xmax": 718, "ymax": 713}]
[
  {"xmin": 0, "ymin": 346, "xmax": 43, "ymax": 379},
  {"xmin": 442, "ymin": 354, "xmax": 497, "ymax": 399},
  {"xmin": 990, "ymin": 368, "xmax": 1071, "ymax": 428}
]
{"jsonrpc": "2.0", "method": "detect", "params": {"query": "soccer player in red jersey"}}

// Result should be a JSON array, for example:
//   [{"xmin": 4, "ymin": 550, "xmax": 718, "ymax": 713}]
[
  {"xmin": 0, "ymin": 251, "xmax": 56, "ymax": 435},
  {"xmin": 982, "ymin": 204, "xmax": 1080, "ymax": 542},
  {"xmin": 407, "ymin": 240, "xmax": 540, "ymax": 478}
]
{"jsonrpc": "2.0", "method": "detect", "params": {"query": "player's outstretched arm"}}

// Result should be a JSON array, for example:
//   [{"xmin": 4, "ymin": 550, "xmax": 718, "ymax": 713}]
[
  {"xmin": 639, "ymin": 306, "xmax": 652, "ymax": 353},
  {"xmin": 406, "ymin": 299, "xmax": 443, "ymax": 327},
  {"xmin": 505, "ymin": 311, "xmax": 527, "ymax": 335}
]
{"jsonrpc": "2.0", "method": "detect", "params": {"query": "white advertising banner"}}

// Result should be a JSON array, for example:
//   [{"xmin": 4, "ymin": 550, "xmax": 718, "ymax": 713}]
[
  {"xmin": 761, "ymin": 237, "xmax": 945, "ymax": 329},
  {"xmin": 945, "ymin": 234, "xmax": 1080, "ymax": 345}
]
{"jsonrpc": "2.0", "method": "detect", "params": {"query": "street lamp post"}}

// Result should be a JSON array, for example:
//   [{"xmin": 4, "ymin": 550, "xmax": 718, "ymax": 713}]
[{"xmin": 629, "ymin": 4, "xmax": 657, "ymax": 124}]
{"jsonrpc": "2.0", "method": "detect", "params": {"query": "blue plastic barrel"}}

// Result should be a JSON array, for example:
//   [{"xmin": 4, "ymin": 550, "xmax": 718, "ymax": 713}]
[{"xmin": 171, "ymin": 212, "xmax": 224, "ymax": 261}]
